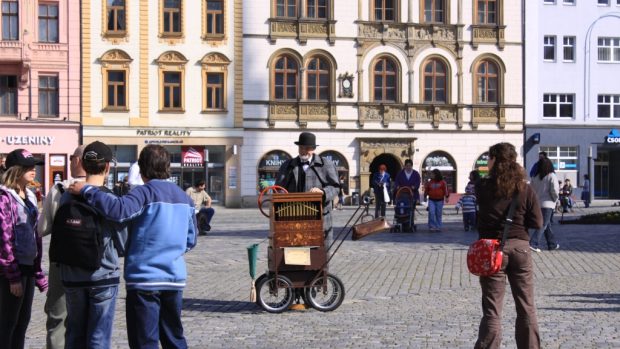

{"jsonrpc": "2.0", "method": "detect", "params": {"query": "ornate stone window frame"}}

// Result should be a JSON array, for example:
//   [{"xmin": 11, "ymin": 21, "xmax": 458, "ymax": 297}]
[
  {"xmin": 419, "ymin": 55, "xmax": 451, "ymax": 105},
  {"xmin": 369, "ymin": 54, "xmax": 401, "ymax": 103},
  {"xmin": 268, "ymin": 0, "xmax": 336, "ymax": 44},
  {"xmin": 303, "ymin": 50, "xmax": 337, "ymax": 101},
  {"xmin": 200, "ymin": 52, "xmax": 231, "ymax": 112},
  {"xmin": 471, "ymin": 0, "xmax": 505, "ymax": 49},
  {"xmin": 471, "ymin": 54, "xmax": 506, "ymax": 128},
  {"xmin": 102, "ymin": 0, "xmax": 129, "ymax": 41},
  {"xmin": 100, "ymin": 49, "xmax": 132, "ymax": 112},
  {"xmin": 202, "ymin": 0, "xmax": 226, "ymax": 41},
  {"xmin": 159, "ymin": 0, "xmax": 185, "ymax": 43},
  {"xmin": 156, "ymin": 51, "xmax": 188, "ymax": 113}
]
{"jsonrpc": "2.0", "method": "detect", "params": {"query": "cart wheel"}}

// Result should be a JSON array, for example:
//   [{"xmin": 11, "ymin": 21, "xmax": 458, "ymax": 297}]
[
  {"xmin": 256, "ymin": 274, "xmax": 294, "ymax": 313},
  {"xmin": 304, "ymin": 273, "xmax": 345, "ymax": 312},
  {"xmin": 257, "ymin": 185, "xmax": 288, "ymax": 218}
]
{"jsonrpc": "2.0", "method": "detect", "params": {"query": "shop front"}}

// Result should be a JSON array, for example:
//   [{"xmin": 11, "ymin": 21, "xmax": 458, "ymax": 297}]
[
  {"xmin": 525, "ymin": 127, "xmax": 620, "ymax": 200},
  {"xmin": 1, "ymin": 124, "xmax": 80, "ymax": 195},
  {"xmin": 83, "ymin": 128, "xmax": 242, "ymax": 206},
  {"xmin": 422, "ymin": 151, "xmax": 457, "ymax": 193}
]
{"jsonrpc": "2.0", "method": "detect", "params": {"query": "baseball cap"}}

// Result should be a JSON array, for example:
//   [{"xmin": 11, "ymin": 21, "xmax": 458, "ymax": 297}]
[
  {"xmin": 82, "ymin": 141, "xmax": 116, "ymax": 163},
  {"xmin": 5, "ymin": 149, "xmax": 44, "ymax": 170}
]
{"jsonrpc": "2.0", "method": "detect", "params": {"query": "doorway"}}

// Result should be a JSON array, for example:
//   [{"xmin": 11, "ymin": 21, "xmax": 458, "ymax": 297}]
[{"xmin": 369, "ymin": 154, "xmax": 401, "ymax": 190}]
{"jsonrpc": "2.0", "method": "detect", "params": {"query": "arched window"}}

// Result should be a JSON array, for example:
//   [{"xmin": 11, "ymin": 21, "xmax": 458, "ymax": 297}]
[
  {"xmin": 373, "ymin": 57, "xmax": 398, "ymax": 102},
  {"xmin": 274, "ymin": 55, "xmax": 298, "ymax": 100},
  {"xmin": 423, "ymin": 58, "xmax": 447, "ymax": 103},
  {"xmin": 306, "ymin": 57, "xmax": 329, "ymax": 100},
  {"xmin": 475, "ymin": 60, "xmax": 498, "ymax": 104}
]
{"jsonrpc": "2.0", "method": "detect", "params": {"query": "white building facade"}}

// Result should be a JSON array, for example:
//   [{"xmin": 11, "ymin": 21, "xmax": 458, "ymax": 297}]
[
  {"xmin": 241, "ymin": 0, "xmax": 525, "ymax": 205},
  {"xmin": 525, "ymin": 0, "xmax": 620, "ymax": 199},
  {"xmin": 82, "ymin": 0, "xmax": 243, "ymax": 205}
]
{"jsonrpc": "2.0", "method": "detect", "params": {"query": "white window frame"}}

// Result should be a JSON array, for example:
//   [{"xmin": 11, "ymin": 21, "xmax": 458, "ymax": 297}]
[
  {"xmin": 543, "ymin": 0, "xmax": 555, "ymax": 4},
  {"xmin": 543, "ymin": 93, "xmax": 574, "ymax": 118},
  {"xmin": 597, "ymin": 95, "xmax": 620, "ymax": 119},
  {"xmin": 563, "ymin": 0, "xmax": 574, "ymax": 4},
  {"xmin": 540, "ymin": 146, "xmax": 578, "ymax": 172},
  {"xmin": 563, "ymin": 36, "xmax": 575, "ymax": 62},
  {"xmin": 597, "ymin": 37, "xmax": 620, "ymax": 62},
  {"xmin": 544, "ymin": 35, "xmax": 556, "ymax": 61}
]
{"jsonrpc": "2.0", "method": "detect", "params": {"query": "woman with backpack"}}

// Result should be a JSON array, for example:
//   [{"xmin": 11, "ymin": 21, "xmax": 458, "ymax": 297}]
[{"xmin": 0, "ymin": 149, "xmax": 48, "ymax": 349}]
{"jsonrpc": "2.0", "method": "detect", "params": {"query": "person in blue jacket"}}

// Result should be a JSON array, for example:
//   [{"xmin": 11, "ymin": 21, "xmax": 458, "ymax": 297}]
[
  {"xmin": 69, "ymin": 144, "xmax": 197, "ymax": 349},
  {"xmin": 372, "ymin": 164, "xmax": 391, "ymax": 218}
]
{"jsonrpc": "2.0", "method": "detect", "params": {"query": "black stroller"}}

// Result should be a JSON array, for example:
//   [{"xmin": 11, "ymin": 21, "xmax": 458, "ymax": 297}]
[{"xmin": 391, "ymin": 187, "xmax": 416, "ymax": 233}]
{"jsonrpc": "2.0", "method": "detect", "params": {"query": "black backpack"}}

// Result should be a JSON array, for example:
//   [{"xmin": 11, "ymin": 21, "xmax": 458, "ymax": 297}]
[{"xmin": 49, "ymin": 184, "xmax": 109, "ymax": 270}]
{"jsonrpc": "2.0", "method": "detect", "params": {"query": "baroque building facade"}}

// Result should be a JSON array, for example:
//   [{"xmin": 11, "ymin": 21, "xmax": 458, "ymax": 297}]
[
  {"xmin": 0, "ymin": 0, "xmax": 81, "ymax": 190},
  {"xmin": 525, "ymin": 0, "xmax": 620, "ymax": 200},
  {"xmin": 81, "ymin": 0, "xmax": 244, "ymax": 205},
  {"xmin": 241, "ymin": 0, "xmax": 524, "ymax": 205}
]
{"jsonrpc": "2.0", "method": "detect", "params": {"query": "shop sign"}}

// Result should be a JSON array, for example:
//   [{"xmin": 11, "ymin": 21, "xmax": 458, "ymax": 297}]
[
  {"xmin": 50, "ymin": 155, "xmax": 65, "ymax": 167},
  {"xmin": 136, "ymin": 129, "xmax": 192, "ymax": 137},
  {"xmin": 1, "ymin": 136, "xmax": 55, "ymax": 145},
  {"xmin": 259, "ymin": 151, "xmax": 290, "ymax": 170},
  {"xmin": 319, "ymin": 150, "xmax": 348, "ymax": 171},
  {"xmin": 605, "ymin": 129, "xmax": 620, "ymax": 144},
  {"xmin": 181, "ymin": 146, "xmax": 204, "ymax": 167}
]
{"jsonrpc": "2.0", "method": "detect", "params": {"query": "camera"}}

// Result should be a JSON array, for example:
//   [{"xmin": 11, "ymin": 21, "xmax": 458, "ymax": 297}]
[{"xmin": 363, "ymin": 195, "xmax": 370, "ymax": 204}]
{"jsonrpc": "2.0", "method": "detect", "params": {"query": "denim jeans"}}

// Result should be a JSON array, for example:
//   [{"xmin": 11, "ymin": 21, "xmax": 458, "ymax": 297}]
[
  {"xmin": 45, "ymin": 262, "xmax": 66, "ymax": 349},
  {"xmin": 126, "ymin": 289, "xmax": 187, "ymax": 349},
  {"xmin": 197, "ymin": 207, "xmax": 215, "ymax": 231},
  {"xmin": 64, "ymin": 285, "xmax": 118, "ymax": 349},
  {"xmin": 463, "ymin": 212, "xmax": 477, "ymax": 230},
  {"xmin": 0, "ymin": 275, "xmax": 35, "ymax": 349},
  {"xmin": 529, "ymin": 208, "xmax": 558, "ymax": 250},
  {"xmin": 428, "ymin": 199, "xmax": 444, "ymax": 229}
]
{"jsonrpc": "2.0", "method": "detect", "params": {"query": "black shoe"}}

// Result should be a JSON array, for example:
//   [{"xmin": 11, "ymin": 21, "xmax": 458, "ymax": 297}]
[
  {"xmin": 205, "ymin": 224, "xmax": 211, "ymax": 232},
  {"xmin": 549, "ymin": 244, "xmax": 560, "ymax": 251}
]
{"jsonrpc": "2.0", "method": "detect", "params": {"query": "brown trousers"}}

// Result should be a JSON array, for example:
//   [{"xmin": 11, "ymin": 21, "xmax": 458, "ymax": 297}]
[{"xmin": 475, "ymin": 238, "xmax": 540, "ymax": 349}]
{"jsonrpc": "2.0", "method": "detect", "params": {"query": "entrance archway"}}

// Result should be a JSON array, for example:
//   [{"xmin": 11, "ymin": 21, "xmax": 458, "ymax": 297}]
[
  {"xmin": 369, "ymin": 154, "xmax": 401, "ymax": 189},
  {"xmin": 422, "ymin": 150, "xmax": 457, "ymax": 193}
]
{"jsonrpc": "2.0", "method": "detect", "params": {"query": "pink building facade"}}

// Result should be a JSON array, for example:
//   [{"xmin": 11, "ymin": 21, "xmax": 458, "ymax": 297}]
[{"xmin": 0, "ymin": 0, "xmax": 81, "ymax": 193}]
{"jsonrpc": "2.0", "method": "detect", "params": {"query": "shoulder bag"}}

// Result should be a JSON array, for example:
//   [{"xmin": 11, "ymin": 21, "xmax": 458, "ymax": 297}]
[{"xmin": 466, "ymin": 192, "xmax": 520, "ymax": 277}]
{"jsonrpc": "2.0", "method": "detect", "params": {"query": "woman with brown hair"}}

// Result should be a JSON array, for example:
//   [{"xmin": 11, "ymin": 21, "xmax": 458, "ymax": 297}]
[
  {"xmin": 474, "ymin": 143, "xmax": 543, "ymax": 349},
  {"xmin": 0, "ymin": 149, "xmax": 48, "ymax": 349}
]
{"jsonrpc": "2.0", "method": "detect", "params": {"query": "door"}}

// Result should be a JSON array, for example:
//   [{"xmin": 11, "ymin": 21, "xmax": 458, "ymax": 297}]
[{"xmin": 594, "ymin": 163, "xmax": 609, "ymax": 198}]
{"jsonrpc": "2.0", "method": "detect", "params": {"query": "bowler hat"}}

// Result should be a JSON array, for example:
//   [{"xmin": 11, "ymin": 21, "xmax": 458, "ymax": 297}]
[
  {"xmin": 5, "ymin": 149, "xmax": 44, "ymax": 170},
  {"xmin": 294, "ymin": 132, "xmax": 318, "ymax": 147}
]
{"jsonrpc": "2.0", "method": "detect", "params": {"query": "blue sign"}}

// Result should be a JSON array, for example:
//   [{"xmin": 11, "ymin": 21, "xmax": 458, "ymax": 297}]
[{"xmin": 606, "ymin": 129, "xmax": 620, "ymax": 144}]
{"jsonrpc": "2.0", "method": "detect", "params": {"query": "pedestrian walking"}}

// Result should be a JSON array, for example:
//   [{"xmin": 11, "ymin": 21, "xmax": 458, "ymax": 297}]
[
  {"xmin": 529, "ymin": 158, "xmax": 561, "ymax": 252},
  {"xmin": 474, "ymin": 142, "xmax": 543, "ymax": 349},
  {"xmin": 371, "ymin": 164, "xmax": 391, "ymax": 218},
  {"xmin": 0, "ymin": 149, "xmax": 48, "ymax": 349},
  {"xmin": 423, "ymin": 169, "xmax": 449, "ymax": 231},
  {"xmin": 68, "ymin": 144, "xmax": 197, "ymax": 349}
]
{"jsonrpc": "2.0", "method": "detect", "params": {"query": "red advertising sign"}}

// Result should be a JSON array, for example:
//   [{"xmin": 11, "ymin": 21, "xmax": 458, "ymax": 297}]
[{"xmin": 182, "ymin": 146, "xmax": 204, "ymax": 167}]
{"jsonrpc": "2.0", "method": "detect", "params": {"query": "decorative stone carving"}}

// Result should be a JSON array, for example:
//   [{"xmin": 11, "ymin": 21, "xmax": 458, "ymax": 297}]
[
  {"xmin": 200, "ymin": 52, "xmax": 231, "ymax": 65},
  {"xmin": 101, "ymin": 49, "xmax": 133, "ymax": 62},
  {"xmin": 471, "ymin": 26, "xmax": 506, "ymax": 50},
  {"xmin": 156, "ymin": 51, "xmax": 188, "ymax": 64},
  {"xmin": 359, "ymin": 23, "xmax": 382, "ymax": 39},
  {"xmin": 472, "ymin": 106, "xmax": 506, "ymax": 129}
]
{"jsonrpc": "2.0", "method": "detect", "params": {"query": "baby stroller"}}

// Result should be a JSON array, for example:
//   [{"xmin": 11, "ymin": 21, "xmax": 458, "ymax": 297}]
[{"xmin": 391, "ymin": 187, "xmax": 416, "ymax": 233}]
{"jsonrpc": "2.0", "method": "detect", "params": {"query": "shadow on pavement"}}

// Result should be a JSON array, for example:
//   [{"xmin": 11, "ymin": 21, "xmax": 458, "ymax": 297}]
[{"xmin": 183, "ymin": 298, "xmax": 258, "ymax": 313}]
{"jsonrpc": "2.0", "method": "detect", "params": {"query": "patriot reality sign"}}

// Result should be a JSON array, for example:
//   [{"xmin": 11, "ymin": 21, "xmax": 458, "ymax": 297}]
[
  {"xmin": 182, "ymin": 146, "xmax": 204, "ymax": 167},
  {"xmin": 605, "ymin": 129, "xmax": 620, "ymax": 144}
]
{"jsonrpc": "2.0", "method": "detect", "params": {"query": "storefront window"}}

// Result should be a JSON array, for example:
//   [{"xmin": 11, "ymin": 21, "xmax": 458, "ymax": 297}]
[
  {"xmin": 165, "ymin": 145, "xmax": 225, "ymax": 202},
  {"xmin": 422, "ymin": 151, "xmax": 457, "ymax": 193},
  {"xmin": 474, "ymin": 152, "xmax": 489, "ymax": 177},
  {"xmin": 540, "ymin": 146, "xmax": 578, "ymax": 171},
  {"xmin": 320, "ymin": 150, "xmax": 349, "ymax": 194},
  {"xmin": 257, "ymin": 150, "xmax": 292, "ymax": 192}
]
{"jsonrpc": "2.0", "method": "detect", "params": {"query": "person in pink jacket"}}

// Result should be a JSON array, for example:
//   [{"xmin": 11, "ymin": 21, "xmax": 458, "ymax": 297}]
[{"xmin": 0, "ymin": 149, "xmax": 48, "ymax": 349}]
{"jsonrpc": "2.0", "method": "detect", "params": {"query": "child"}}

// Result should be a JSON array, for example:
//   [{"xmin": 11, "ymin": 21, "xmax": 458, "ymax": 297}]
[{"xmin": 455, "ymin": 188, "xmax": 477, "ymax": 231}]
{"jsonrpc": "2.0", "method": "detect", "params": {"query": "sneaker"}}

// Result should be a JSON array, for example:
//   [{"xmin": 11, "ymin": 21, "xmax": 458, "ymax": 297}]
[
  {"xmin": 529, "ymin": 246, "xmax": 541, "ymax": 253},
  {"xmin": 549, "ymin": 244, "xmax": 560, "ymax": 251}
]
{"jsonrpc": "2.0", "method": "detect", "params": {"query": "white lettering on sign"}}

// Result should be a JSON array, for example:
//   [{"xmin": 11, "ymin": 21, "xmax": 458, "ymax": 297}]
[
  {"xmin": 266, "ymin": 159, "xmax": 286, "ymax": 166},
  {"xmin": 1, "ymin": 136, "xmax": 55, "ymax": 145},
  {"xmin": 607, "ymin": 136, "xmax": 620, "ymax": 144}
]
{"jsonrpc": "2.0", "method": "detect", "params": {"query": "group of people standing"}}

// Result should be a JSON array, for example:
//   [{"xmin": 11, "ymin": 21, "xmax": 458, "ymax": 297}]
[{"xmin": 1, "ymin": 143, "xmax": 198, "ymax": 349}]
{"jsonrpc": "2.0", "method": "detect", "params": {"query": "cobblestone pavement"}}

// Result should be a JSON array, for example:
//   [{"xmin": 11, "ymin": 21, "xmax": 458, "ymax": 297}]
[{"xmin": 25, "ymin": 202, "xmax": 620, "ymax": 348}]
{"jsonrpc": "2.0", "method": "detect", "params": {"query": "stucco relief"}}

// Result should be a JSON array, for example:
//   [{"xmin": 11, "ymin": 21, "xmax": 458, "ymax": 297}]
[
  {"xmin": 472, "ymin": 107, "xmax": 506, "ymax": 129},
  {"xmin": 359, "ymin": 24, "xmax": 382, "ymax": 39}
]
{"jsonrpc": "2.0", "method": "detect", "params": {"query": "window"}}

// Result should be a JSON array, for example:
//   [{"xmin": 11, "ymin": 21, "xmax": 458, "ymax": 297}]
[
  {"xmin": 543, "ymin": 94, "xmax": 574, "ymax": 118},
  {"xmin": 200, "ymin": 53, "xmax": 230, "ymax": 111},
  {"xmin": 162, "ymin": 0, "xmax": 181, "ymax": 35},
  {"xmin": 1, "ymin": 0, "xmax": 18, "ymax": 40},
  {"xmin": 274, "ymin": 55, "xmax": 298, "ymax": 100},
  {"xmin": 540, "ymin": 146, "xmax": 578, "ymax": 171},
  {"xmin": 475, "ymin": 60, "xmax": 498, "ymax": 104},
  {"xmin": 205, "ymin": 73, "xmax": 223, "ymax": 109},
  {"xmin": 423, "ymin": 58, "xmax": 447, "ymax": 103},
  {"xmin": 0, "ymin": 75, "xmax": 17, "ymax": 115},
  {"xmin": 163, "ymin": 72, "xmax": 182, "ymax": 109},
  {"xmin": 544, "ymin": 35, "xmax": 556, "ymax": 61},
  {"xmin": 275, "ymin": 0, "xmax": 297, "ymax": 18},
  {"xmin": 106, "ymin": 0, "xmax": 126, "ymax": 34},
  {"xmin": 373, "ymin": 57, "xmax": 397, "ymax": 102},
  {"xmin": 597, "ymin": 95, "xmax": 620, "ymax": 119},
  {"xmin": 543, "ymin": 0, "xmax": 555, "ymax": 3},
  {"xmin": 373, "ymin": 0, "xmax": 395, "ymax": 21},
  {"xmin": 307, "ymin": 0, "xmax": 326, "ymax": 19},
  {"xmin": 106, "ymin": 71, "xmax": 127, "ymax": 109},
  {"xmin": 206, "ymin": 0, "xmax": 223, "ymax": 36},
  {"xmin": 423, "ymin": 0, "xmax": 445, "ymax": 23},
  {"xmin": 38, "ymin": 4, "xmax": 58, "ymax": 43},
  {"xmin": 38, "ymin": 76, "xmax": 59, "ymax": 117},
  {"xmin": 306, "ymin": 57, "xmax": 329, "ymax": 100},
  {"xmin": 598, "ymin": 37, "xmax": 620, "ymax": 62},
  {"xmin": 476, "ymin": 0, "xmax": 497, "ymax": 25},
  {"xmin": 598, "ymin": 0, "xmax": 609, "ymax": 5},
  {"xmin": 563, "ymin": 0, "xmax": 574, "ymax": 4},
  {"xmin": 563, "ymin": 36, "xmax": 575, "ymax": 62}
]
